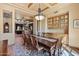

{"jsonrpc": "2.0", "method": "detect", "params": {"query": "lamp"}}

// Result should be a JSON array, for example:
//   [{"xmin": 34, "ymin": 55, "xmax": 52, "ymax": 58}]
[
  {"xmin": 35, "ymin": 4, "xmax": 45, "ymax": 20},
  {"xmin": 35, "ymin": 4, "xmax": 45, "ymax": 36}
]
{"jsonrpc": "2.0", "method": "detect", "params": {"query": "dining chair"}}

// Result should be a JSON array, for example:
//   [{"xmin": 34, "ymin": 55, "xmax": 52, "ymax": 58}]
[
  {"xmin": 50, "ymin": 44, "xmax": 57, "ymax": 56},
  {"xmin": 56, "ymin": 36, "xmax": 64, "ymax": 56},
  {"xmin": 22, "ymin": 32, "xmax": 30, "ymax": 46},
  {"xmin": 43, "ymin": 39, "xmax": 58, "ymax": 56},
  {"xmin": 22, "ymin": 33, "xmax": 27, "ymax": 45},
  {"xmin": 30, "ymin": 36, "xmax": 44, "ymax": 52}
]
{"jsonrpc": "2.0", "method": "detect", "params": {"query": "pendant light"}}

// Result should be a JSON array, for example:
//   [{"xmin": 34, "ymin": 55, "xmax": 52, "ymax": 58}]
[{"xmin": 35, "ymin": 3, "xmax": 45, "ymax": 20}]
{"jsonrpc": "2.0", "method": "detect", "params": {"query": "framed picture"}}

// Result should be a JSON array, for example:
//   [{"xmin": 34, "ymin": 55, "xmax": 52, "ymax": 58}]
[{"xmin": 73, "ymin": 19, "xmax": 79, "ymax": 28}]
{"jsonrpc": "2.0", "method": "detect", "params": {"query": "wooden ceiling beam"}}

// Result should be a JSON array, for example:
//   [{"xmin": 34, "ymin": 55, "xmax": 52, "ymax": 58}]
[
  {"xmin": 42, "ymin": 7, "xmax": 49, "ymax": 12},
  {"xmin": 49, "ymin": 3, "xmax": 57, "ymax": 6},
  {"xmin": 28, "ymin": 3, "xmax": 33, "ymax": 8},
  {"xmin": 44, "ymin": 3, "xmax": 57, "ymax": 8},
  {"xmin": 7, "ymin": 4, "xmax": 36, "ymax": 15}
]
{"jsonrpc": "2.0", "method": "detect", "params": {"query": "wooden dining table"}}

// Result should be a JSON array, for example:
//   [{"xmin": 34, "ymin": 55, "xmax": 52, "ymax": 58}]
[{"xmin": 32, "ymin": 35, "xmax": 58, "ymax": 55}]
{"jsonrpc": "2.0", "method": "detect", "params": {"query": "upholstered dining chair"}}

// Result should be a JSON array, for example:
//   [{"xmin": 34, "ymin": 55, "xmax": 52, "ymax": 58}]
[
  {"xmin": 50, "ymin": 44, "xmax": 57, "ymax": 56},
  {"xmin": 22, "ymin": 33, "xmax": 27, "ymax": 45},
  {"xmin": 22, "ymin": 33, "xmax": 31, "ymax": 46},
  {"xmin": 30, "ymin": 36, "xmax": 44, "ymax": 52},
  {"xmin": 43, "ymin": 39, "xmax": 58, "ymax": 56},
  {"xmin": 56, "ymin": 36, "xmax": 64, "ymax": 56}
]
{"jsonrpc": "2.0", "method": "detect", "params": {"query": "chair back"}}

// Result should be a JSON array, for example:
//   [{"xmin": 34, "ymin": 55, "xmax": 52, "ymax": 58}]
[
  {"xmin": 26, "ymin": 34, "xmax": 30, "ymax": 39},
  {"xmin": 22, "ymin": 33, "xmax": 31, "ymax": 45},
  {"xmin": 30, "ymin": 36, "xmax": 39, "ymax": 49},
  {"xmin": 57, "ymin": 36, "xmax": 64, "ymax": 48},
  {"xmin": 22, "ymin": 33, "xmax": 27, "ymax": 45}
]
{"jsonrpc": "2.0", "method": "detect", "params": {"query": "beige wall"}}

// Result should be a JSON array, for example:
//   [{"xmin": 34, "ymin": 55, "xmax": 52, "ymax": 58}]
[
  {"xmin": 69, "ymin": 4, "xmax": 79, "ymax": 48},
  {"xmin": 0, "ymin": 4, "xmax": 15, "ymax": 33},
  {"xmin": 33, "ymin": 19, "xmax": 37, "ymax": 35},
  {"xmin": 0, "ymin": 4, "xmax": 15, "ymax": 45},
  {"xmin": 0, "ymin": 8, "xmax": 3, "ymax": 33}
]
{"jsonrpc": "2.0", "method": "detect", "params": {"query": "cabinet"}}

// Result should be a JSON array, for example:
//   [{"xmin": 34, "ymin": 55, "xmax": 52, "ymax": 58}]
[{"xmin": 47, "ymin": 13, "xmax": 69, "ymax": 29}]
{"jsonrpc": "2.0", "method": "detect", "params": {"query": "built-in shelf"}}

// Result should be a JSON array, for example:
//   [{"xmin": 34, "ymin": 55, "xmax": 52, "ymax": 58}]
[{"xmin": 47, "ymin": 12, "xmax": 69, "ymax": 29}]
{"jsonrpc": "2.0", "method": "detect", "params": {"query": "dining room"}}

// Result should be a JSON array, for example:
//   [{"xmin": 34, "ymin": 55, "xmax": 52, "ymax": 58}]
[{"xmin": 0, "ymin": 3, "xmax": 79, "ymax": 56}]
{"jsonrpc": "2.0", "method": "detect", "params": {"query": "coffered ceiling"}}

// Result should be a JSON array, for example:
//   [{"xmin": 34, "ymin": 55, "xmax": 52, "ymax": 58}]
[
  {"xmin": 7, "ymin": 3, "xmax": 57, "ymax": 19},
  {"xmin": 13, "ymin": 3, "xmax": 57, "ymax": 12}
]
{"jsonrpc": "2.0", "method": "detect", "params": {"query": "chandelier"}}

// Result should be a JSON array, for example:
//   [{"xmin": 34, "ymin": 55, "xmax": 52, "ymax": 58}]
[{"xmin": 35, "ymin": 4, "xmax": 45, "ymax": 20}]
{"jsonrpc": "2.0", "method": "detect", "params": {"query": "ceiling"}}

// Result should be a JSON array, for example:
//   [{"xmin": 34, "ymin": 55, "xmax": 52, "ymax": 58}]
[
  {"xmin": 14, "ymin": 3, "xmax": 57, "ymax": 11},
  {"xmin": 8, "ymin": 3, "xmax": 58, "ymax": 19}
]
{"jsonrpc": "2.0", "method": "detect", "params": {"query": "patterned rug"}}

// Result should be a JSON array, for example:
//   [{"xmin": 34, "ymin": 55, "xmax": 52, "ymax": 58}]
[
  {"xmin": 12, "ymin": 34, "xmax": 75, "ymax": 56},
  {"xmin": 11, "ymin": 44, "xmax": 49, "ymax": 56},
  {"xmin": 11, "ymin": 43, "xmax": 72, "ymax": 56}
]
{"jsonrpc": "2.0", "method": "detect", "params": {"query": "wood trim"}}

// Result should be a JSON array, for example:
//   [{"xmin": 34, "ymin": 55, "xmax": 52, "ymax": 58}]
[
  {"xmin": 28, "ymin": 3, "xmax": 33, "ymax": 8},
  {"xmin": 7, "ymin": 4, "xmax": 36, "ymax": 15},
  {"xmin": 49, "ymin": 3, "xmax": 57, "ymax": 6},
  {"xmin": 2, "ymin": 40, "xmax": 8, "ymax": 56},
  {"xmin": 48, "ymin": 12, "xmax": 69, "ymax": 19},
  {"xmin": 69, "ymin": 46, "xmax": 79, "ymax": 53},
  {"xmin": 63, "ymin": 46, "xmax": 74, "ymax": 56},
  {"xmin": 42, "ymin": 7, "xmax": 49, "ymax": 12},
  {"xmin": 65, "ymin": 44, "xmax": 79, "ymax": 53}
]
